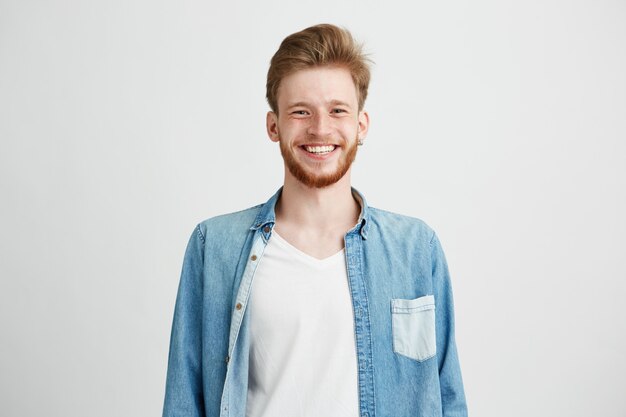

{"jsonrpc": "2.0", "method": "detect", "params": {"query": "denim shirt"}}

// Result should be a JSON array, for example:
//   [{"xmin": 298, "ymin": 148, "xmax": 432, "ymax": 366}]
[{"xmin": 163, "ymin": 188, "xmax": 467, "ymax": 417}]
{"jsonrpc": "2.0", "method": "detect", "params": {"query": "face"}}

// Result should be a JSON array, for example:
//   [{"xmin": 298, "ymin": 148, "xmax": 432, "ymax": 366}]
[{"xmin": 267, "ymin": 66, "xmax": 369, "ymax": 189}]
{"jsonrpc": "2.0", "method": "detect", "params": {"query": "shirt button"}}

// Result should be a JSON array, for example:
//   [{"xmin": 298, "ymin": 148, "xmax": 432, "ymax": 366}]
[
  {"xmin": 251, "ymin": 254, "xmax": 257, "ymax": 261},
  {"xmin": 263, "ymin": 226, "xmax": 271, "ymax": 233},
  {"xmin": 236, "ymin": 302, "xmax": 242, "ymax": 310},
  {"xmin": 225, "ymin": 355, "xmax": 230, "ymax": 363}
]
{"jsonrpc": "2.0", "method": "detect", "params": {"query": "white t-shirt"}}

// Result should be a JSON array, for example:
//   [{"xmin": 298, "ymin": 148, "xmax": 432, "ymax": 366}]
[{"xmin": 246, "ymin": 231, "xmax": 359, "ymax": 417}]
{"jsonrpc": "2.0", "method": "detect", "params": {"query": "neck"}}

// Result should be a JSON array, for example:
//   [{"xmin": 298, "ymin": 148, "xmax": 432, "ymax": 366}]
[{"xmin": 276, "ymin": 171, "xmax": 360, "ymax": 234}]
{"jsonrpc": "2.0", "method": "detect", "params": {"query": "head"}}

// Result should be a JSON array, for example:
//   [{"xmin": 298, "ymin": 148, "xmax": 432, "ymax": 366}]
[
  {"xmin": 266, "ymin": 24, "xmax": 371, "ymax": 115},
  {"xmin": 266, "ymin": 24, "xmax": 372, "ymax": 189}
]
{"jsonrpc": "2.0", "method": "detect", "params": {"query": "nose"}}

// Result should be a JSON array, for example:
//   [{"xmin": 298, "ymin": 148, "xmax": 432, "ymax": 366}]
[{"xmin": 307, "ymin": 112, "xmax": 333, "ymax": 138}]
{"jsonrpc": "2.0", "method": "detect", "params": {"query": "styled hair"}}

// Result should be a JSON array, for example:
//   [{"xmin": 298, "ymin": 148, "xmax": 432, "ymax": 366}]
[{"xmin": 266, "ymin": 24, "xmax": 372, "ymax": 114}]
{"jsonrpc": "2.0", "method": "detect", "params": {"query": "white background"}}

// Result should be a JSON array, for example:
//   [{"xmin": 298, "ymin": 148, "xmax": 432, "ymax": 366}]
[{"xmin": 1, "ymin": 0, "xmax": 625, "ymax": 416}]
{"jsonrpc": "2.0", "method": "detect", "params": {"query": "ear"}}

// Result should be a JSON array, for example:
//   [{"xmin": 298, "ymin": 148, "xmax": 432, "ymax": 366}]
[
  {"xmin": 266, "ymin": 111, "xmax": 280, "ymax": 143},
  {"xmin": 357, "ymin": 110, "xmax": 370, "ymax": 143}
]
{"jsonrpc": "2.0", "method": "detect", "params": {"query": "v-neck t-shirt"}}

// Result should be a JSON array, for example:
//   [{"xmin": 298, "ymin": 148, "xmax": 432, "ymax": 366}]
[{"xmin": 246, "ymin": 231, "xmax": 359, "ymax": 417}]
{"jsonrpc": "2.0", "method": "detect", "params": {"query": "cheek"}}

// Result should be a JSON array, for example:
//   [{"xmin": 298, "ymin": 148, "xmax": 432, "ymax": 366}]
[
  {"xmin": 278, "ymin": 120, "xmax": 307, "ymax": 136},
  {"xmin": 339, "ymin": 120, "xmax": 359, "ymax": 135}
]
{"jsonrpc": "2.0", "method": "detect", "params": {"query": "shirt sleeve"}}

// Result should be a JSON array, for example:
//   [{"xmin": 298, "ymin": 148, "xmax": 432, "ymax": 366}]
[
  {"xmin": 163, "ymin": 224, "xmax": 206, "ymax": 416},
  {"xmin": 430, "ymin": 232, "xmax": 468, "ymax": 417}
]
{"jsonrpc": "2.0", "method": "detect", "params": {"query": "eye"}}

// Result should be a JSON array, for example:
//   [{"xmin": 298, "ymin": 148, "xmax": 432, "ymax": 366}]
[
  {"xmin": 332, "ymin": 108, "xmax": 348, "ymax": 114},
  {"xmin": 291, "ymin": 110, "xmax": 309, "ymax": 116}
]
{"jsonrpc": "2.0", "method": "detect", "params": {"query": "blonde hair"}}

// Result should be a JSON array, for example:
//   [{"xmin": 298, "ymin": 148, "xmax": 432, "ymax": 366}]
[{"xmin": 266, "ymin": 24, "xmax": 372, "ymax": 113}]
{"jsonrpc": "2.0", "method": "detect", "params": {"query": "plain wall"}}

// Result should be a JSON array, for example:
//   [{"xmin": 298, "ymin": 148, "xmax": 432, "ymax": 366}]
[{"xmin": 1, "ymin": 0, "xmax": 625, "ymax": 415}]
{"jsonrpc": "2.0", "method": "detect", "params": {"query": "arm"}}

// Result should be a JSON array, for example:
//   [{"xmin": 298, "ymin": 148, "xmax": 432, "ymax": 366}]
[
  {"xmin": 431, "ymin": 232, "xmax": 468, "ymax": 417},
  {"xmin": 163, "ymin": 225, "xmax": 206, "ymax": 416}
]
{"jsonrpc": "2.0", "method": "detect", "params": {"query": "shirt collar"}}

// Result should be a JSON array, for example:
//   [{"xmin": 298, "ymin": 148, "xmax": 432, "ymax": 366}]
[{"xmin": 250, "ymin": 187, "xmax": 370, "ymax": 240}]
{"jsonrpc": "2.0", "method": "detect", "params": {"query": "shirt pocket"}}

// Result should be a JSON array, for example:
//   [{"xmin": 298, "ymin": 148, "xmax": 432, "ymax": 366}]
[{"xmin": 391, "ymin": 295, "xmax": 436, "ymax": 362}]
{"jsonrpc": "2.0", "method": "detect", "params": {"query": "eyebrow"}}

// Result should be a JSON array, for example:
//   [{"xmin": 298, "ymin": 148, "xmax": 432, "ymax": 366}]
[
  {"xmin": 329, "ymin": 100, "xmax": 353, "ymax": 108},
  {"xmin": 286, "ymin": 100, "xmax": 353, "ymax": 109}
]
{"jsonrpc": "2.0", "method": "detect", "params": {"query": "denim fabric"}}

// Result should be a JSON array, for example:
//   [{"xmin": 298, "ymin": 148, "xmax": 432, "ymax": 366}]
[{"xmin": 163, "ymin": 188, "xmax": 467, "ymax": 417}]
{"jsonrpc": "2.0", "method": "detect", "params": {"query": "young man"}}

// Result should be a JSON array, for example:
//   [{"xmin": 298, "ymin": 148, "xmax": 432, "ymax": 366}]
[{"xmin": 163, "ymin": 24, "xmax": 467, "ymax": 417}]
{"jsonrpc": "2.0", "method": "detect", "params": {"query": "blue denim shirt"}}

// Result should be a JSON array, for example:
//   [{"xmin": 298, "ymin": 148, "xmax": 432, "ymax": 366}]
[{"xmin": 163, "ymin": 188, "xmax": 467, "ymax": 417}]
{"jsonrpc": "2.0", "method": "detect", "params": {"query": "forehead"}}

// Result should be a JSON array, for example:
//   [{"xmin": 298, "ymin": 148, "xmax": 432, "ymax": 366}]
[{"xmin": 277, "ymin": 66, "xmax": 358, "ymax": 108}]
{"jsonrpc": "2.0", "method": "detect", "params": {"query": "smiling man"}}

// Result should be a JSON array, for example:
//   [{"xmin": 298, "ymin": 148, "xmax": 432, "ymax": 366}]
[{"xmin": 163, "ymin": 24, "xmax": 467, "ymax": 417}]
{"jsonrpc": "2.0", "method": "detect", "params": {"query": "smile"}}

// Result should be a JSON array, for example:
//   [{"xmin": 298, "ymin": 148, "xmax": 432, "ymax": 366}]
[{"xmin": 302, "ymin": 145, "xmax": 337, "ymax": 155}]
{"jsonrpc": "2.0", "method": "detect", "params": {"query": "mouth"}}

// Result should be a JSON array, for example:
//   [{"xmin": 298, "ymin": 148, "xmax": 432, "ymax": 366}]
[{"xmin": 300, "ymin": 144, "xmax": 338, "ymax": 156}]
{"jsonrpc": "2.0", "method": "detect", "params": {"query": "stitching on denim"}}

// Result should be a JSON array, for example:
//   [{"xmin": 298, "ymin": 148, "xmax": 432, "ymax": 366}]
[
  {"xmin": 357, "ymin": 236, "xmax": 376, "ymax": 413},
  {"xmin": 228, "ymin": 234, "xmax": 268, "ymax": 356},
  {"xmin": 392, "ymin": 304, "xmax": 435, "ymax": 313},
  {"xmin": 195, "ymin": 224, "xmax": 206, "ymax": 243}
]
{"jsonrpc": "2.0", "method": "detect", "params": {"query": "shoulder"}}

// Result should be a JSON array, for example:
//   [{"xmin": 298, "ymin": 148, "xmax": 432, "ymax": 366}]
[
  {"xmin": 366, "ymin": 207, "xmax": 448, "ymax": 269},
  {"xmin": 368, "ymin": 206, "xmax": 436, "ymax": 244},
  {"xmin": 194, "ymin": 204, "xmax": 263, "ymax": 243}
]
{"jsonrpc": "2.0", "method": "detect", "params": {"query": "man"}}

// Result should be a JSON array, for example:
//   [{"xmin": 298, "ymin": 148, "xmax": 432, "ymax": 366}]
[{"xmin": 163, "ymin": 24, "xmax": 467, "ymax": 417}]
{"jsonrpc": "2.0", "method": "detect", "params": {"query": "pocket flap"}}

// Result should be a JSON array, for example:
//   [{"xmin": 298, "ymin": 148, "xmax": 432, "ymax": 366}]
[{"xmin": 391, "ymin": 295, "xmax": 435, "ymax": 314}]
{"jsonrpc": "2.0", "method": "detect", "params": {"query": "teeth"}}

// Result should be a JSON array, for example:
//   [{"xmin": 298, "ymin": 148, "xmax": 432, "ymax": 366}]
[{"xmin": 304, "ymin": 145, "xmax": 335, "ymax": 154}]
